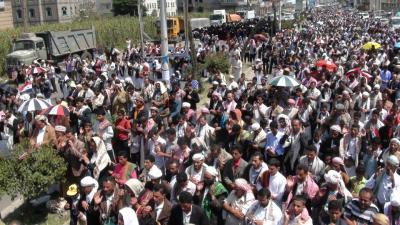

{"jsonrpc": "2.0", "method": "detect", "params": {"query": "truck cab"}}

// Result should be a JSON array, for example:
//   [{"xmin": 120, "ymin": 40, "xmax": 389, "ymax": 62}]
[
  {"xmin": 210, "ymin": 10, "xmax": 226, "ymax": 26},
  {"xmin": 6, "ymin": 33, "xmax": 47, "ymax": 70}
]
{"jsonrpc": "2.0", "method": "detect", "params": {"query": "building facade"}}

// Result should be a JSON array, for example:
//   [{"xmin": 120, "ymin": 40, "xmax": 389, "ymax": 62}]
[
  {"xmin": 0, "ymin": 0, "xmax": 14, "ymax": 29},
  {"xmin": 11, "ymin": 0, "xmax": 112, "ymax": 26},
  {"xmin": 144, "ymin": 0, "xmax": 177, "ymax": 17},
  {"xmin": 176, "ymin": 0, "xmax": 220, "ymax": 12}
]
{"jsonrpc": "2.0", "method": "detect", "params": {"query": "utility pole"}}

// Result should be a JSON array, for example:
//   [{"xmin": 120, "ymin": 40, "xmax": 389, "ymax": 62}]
[
  {"xmin": 22, "ymin": 0, "xmax": 28, "ymax": 32},
  {"xmin": 183, "ymin": 0, "xmax": 189, "ymax": 51},
  {"xmin": 273, "ymin": 0, "xmax": 277, "ymax": 35},
  {"xmin": 138, "ymin": 0, "xmax": 145, "ymax": 59},
  {"xmin": 159, "ymin": 0, "xmax": 170, "ymax": 84},
  {"xmin": 278, "ymin": 0, "xmax": 282, "ymax": 31}
]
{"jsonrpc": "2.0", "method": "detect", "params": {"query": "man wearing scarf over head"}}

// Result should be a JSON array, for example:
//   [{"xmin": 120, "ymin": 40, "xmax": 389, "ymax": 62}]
[
  {"xmin": 223, "ymin": 178, "xmax": 255, "ymax": 225},
  {"xmin": 199, "ymin": 166, "xmax": 228, "ymax": 225},
  {"xmin": 79, "ymin": 176, "xmax": 100, "ymax": 225}
]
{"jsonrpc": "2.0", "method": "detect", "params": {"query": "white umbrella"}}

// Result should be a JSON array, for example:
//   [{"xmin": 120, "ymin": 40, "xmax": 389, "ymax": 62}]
[{"xmin": 269, "ymin": 75, "xmax": 301, "ymax": 87}]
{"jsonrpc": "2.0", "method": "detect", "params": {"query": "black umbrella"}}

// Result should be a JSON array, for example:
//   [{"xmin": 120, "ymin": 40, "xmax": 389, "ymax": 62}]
[{"xmin": 0, "ymin": 83, "xmax": 18, "ymax": 94}]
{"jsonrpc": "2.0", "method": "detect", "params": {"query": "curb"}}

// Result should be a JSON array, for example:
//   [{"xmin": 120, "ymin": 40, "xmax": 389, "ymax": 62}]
[{"xmin": 0, "ymin": 196, "xmax": 24, "ymax": 219}]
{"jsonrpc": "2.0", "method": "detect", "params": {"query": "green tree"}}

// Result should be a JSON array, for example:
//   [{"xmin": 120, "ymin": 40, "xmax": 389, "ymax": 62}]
[
  {"xmin": 113, "ymin": 0, "xmax": 148, "ymax": 16},
  {"xmin": 0, "ymin": 140, "xmax": 67, "ymax": 199}
]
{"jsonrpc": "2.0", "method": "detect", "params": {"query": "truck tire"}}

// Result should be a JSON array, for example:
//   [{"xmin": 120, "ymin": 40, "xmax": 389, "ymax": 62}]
[{"xmin": 81, "ymin": 51, "xmax": 93, "ymax": 61}]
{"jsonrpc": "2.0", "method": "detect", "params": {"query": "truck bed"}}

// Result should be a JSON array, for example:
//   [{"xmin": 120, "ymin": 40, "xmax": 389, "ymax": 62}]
[{"xmin": 36, "ymin": 27, "xmax": 96, "ymax": 58}]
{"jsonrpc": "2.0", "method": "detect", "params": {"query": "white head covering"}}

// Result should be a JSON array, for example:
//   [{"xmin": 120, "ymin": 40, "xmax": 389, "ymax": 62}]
[
  {"xmin": 91, "ymin": 137, "xmax": 111, "ymax": 180},
  {"xmin": 155, "ymin": 81, "xmax": 167, "ymax": 94},
  {"xmin": 182, "ymin": 102, "xmax": 191, "ymax": 108},
  {"xmin": 362, "ymin": 92, "xmax": 370, "ymax": 97},
  {"xmin": 55, "ymin": 125, "xmax": 66, "ymax": 132},
  {"xmin": 386, "ymin": 155, "xmax": 400, "ymax": 167},
  {"xmin": 192, "ymin": 153, "xmax": 205, "ymax": 161},
  {"xmin": 250, "ymin": 123, "xmax": 260, "ymax": 131},
  {"xmin": 148, "ymin": 166, "xmax": 163, "ymax": 180},
  {"xmin": 391, "ymin": 190, "xmax": 400, "ymax": 207},
  {"xmin": 35, "ymin": 115, "xmax": 49, "ymax": 125},
  {"xmin": 324, "ymin": 170, "xmax": 341, "ymax": 184},
  {"xmin": 80, "ymin": 176, "xmax": 99, "ymax": 203},
  {"xmin": 205, "ymin": 166, "xmax": 218, "ymax": 177},
  {"xmin": 125, "ymin": 179, "xmax": 144, "ymax": 197},
  {"xmin": 119, "ymin": 207, "xmax": 139, "ymax": 225},
  {"xmin": 390, "ymin": 138, "xmax": 400, "ymax": 145},
  {"xmin": 330, "ymin": 125, "xmax": 341, "ymax": 133}
]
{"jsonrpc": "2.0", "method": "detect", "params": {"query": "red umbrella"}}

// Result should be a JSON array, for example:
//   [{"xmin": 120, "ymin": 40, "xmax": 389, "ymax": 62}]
[
  {"xmin": 44, "ymin": 104, "xmax": 70, "ymax": 116},
  {"xmin": 254, "ymin": 34, "xmax": 268, "ymax": 42},
  {"xmin": 345, "ymin": 68, "xmax": 373, "ymax": 81},
  {"xmin": 315, "ymin": 60, "xmax": 337, "ymax": 72}
]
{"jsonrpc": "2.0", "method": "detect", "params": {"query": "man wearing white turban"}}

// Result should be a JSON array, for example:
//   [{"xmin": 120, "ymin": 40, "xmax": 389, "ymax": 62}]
[
  {"xmin": 366, "ymin": 155, "xmax": 400, "ymax": 210},
  {"xmin": 185, "ymin": 153, "xmax": 208, "ymax": 185}
]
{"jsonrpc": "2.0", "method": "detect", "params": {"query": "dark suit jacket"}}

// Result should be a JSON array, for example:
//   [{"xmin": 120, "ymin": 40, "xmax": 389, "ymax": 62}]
[
  {"xmin": 222, "ymin": 158, "xmax": 248, "ymax": 189},
  {"xmin": 168, "ymin": 204, "xmax": 209, "ymax": 225},
  {"xmin": 151, "ymin": 199, "xmax": 173, "ymax": 225}
]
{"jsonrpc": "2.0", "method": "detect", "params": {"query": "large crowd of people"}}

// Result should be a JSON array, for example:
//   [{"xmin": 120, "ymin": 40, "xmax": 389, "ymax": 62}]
[{"xmin": 1, "ymin": 6, "xmax": 400, "ymax": 225}]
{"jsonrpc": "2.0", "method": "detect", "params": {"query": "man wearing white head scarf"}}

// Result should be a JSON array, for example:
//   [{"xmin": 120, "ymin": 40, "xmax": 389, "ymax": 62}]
[
  {"xmin": 118, "ymin": 207, "xmax": 139, "ymax": 225},
  {"xmin": 89, "ymin": 137, "xmax": 111, "ymax": 181},
  {"xmin": 79, "ymin": 176, "xmax": 99, "ymax": 225}
]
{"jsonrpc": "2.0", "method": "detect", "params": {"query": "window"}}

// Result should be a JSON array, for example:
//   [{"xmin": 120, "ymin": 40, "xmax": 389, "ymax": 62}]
[
  {"xmin": 62, "ymin": 6, "xmax": 67, "ymax": 16},
  {"xmin": 29, "ymin": 8, "xmax": 35, "ymax": 18},
  {"xmin": 46, "ymin": 7, "xmax": 52, "ymax": 17},
  {"xmin": 36, "ymin": 42, "xmax": 44, "ymax": 50},
  {"xmin": 16, "ymin": 9, "xmax": 22, "ymax": 19}
]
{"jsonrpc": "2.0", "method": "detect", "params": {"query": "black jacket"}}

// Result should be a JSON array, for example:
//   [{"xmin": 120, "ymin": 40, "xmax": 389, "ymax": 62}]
[{"xmin": 168, "ymin": 204, "xmax": 209, "ymax": 225}]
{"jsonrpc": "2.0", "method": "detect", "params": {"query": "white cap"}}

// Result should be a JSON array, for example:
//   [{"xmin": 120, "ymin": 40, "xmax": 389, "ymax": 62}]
[
  {"xmin": 182, "ymin": 102, "xmax": 191, "ymax": 108},
  {"xmin": 362, "ymin": 92, "xmax": 370, "ymax": 97},
  {"xmin": 192, "ymin": 153, "xmax": 205, "ymax": 161},
  {"xmin": 386, "ymin": 155, "xmax": 400, "ymax": 167},
  {"xmin": 250, "ymin": 123, "xmax": 261, "ymax": 131},
  {"xmin": 324, "ymin": 170, "xmax": 341, "ymax": 184},
  {"xmin": 55, "ymin": 125, "xmax": 66, "ymax": 132},
  {"xmin": 330, "ymin": 125, "xmax": 341, "ymax": 133},
  {"xmin": 80, "ymin": 176, "xmax": 97, "ymax": 187},
  {"xmin": 205, "ymin": 166, "xmax": 218, "ymax": 177},
  {"xmin": 148, "ymin": 166, "xmax": 163, "ymax": 180}
]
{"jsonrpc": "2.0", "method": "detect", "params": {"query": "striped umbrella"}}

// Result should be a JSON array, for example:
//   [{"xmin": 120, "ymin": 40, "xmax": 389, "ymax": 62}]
[
  {"xmin": 269, "ymin": 75, "xmax": 300, "ymax": 87},
  {"xmin": 17, "ymin": 98, "xmax": 52, "ymax": 112},
  {"xmin": 45, "ymin": 104, "xmax": 70, "ymax": 116}
]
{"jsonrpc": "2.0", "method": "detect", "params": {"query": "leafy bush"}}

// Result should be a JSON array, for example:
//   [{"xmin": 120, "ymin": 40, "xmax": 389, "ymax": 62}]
[
  {"xmin": 0, "ymin": 139, "xmax": 67, "ymax": 199},
  {"xmin": 203, "ymin": 53, "xmax": 230, "ymax": 75}
]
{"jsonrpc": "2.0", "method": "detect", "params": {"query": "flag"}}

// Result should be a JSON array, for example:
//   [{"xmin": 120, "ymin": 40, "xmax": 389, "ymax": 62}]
[{"xmin": 18, "ymin": 82, "xmax": 32, "ymax": 93}]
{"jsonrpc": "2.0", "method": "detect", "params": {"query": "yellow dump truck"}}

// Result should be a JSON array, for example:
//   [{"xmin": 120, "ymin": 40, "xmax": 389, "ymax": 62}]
[{"xmin": 156, "ymin": 17, "xmax": 184, "ymax": 42}]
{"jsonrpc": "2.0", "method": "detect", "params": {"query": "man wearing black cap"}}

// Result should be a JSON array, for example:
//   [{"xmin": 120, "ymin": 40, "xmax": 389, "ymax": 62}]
[{"xmin": 168, "ymin": 191, "xmax": 209, "ymax": 225}]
